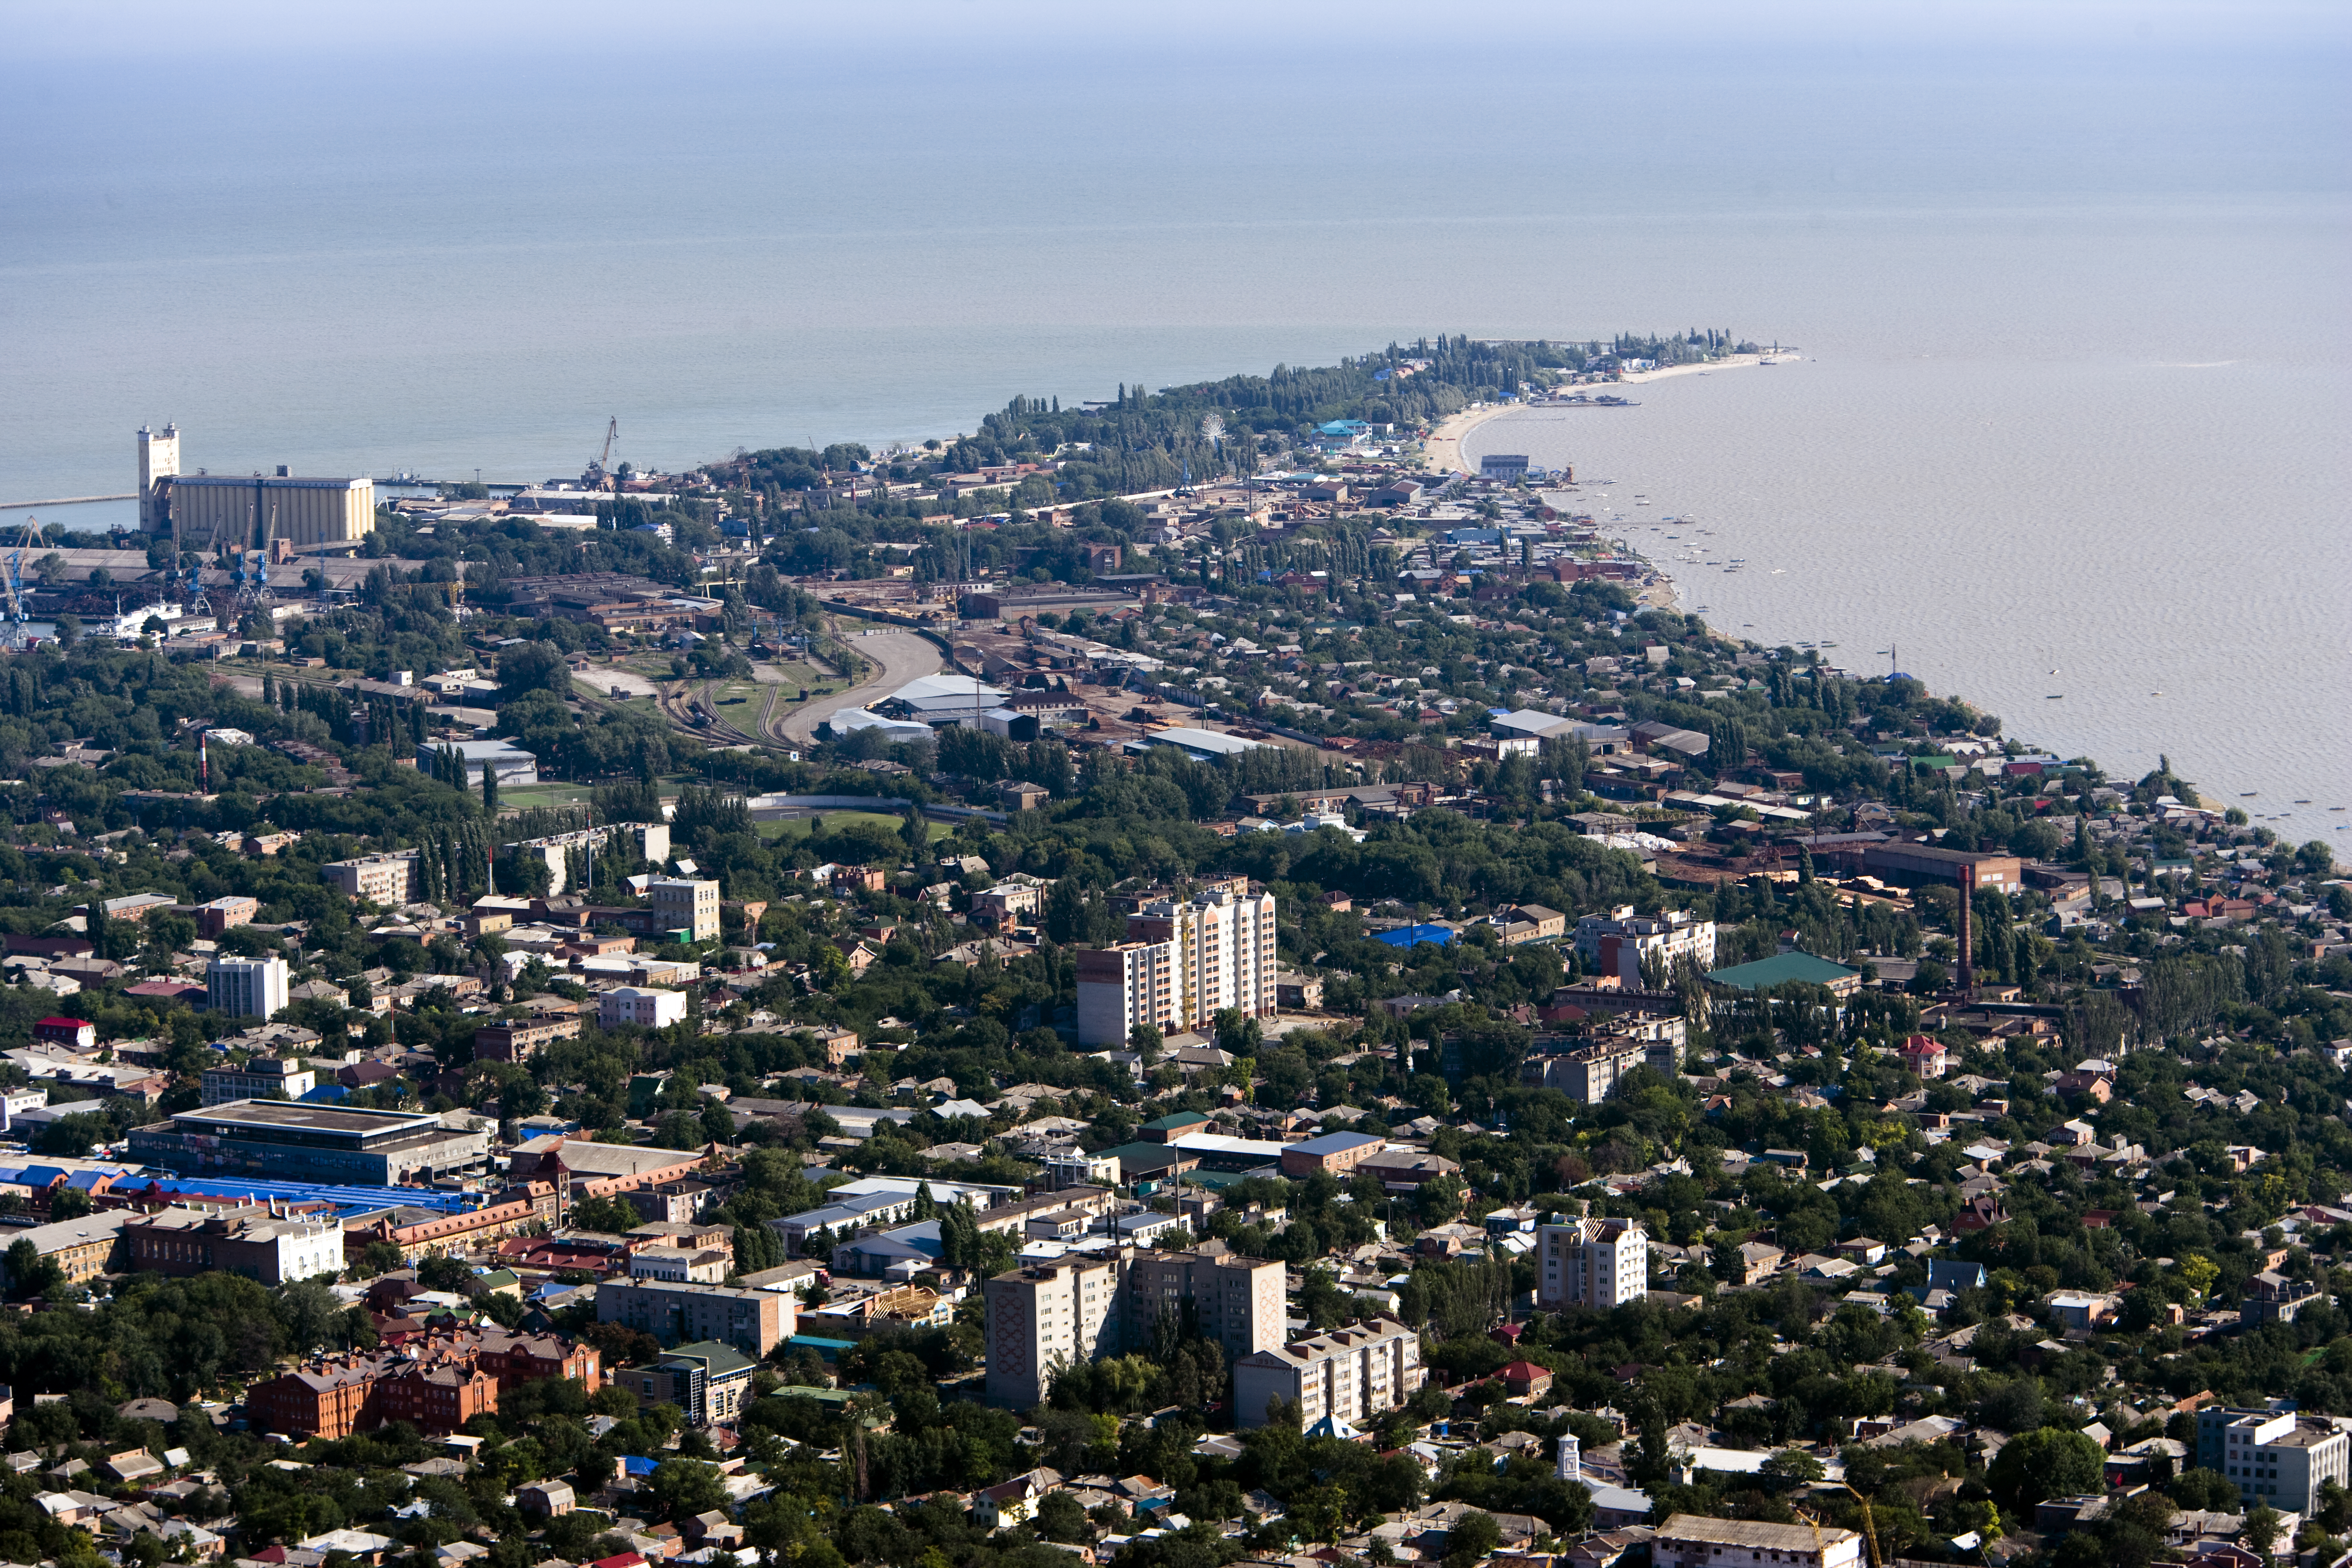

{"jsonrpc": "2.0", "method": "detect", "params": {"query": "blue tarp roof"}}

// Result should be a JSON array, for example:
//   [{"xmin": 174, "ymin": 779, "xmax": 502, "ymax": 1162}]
[
  {"xmin": 126, "ymin": 1174, "xmax": 475, "ymax": 1215},
  {"xmin": 621, "ymin": 1456, "xmax": 657, "ymax": 1477},
  {"xmin": 1372, "ymin": 924, "xmax": 1457, "ymax": 949}
]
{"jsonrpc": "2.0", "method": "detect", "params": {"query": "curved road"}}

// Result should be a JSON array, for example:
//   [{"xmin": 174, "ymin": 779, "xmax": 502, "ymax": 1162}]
[{"xmin": 773, "ymin": 625, "xmax": 946, "ymax": 746}]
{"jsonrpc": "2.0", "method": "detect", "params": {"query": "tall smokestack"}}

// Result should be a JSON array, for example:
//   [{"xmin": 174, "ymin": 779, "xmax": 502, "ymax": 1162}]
[
  {"xmin": 199, "ymin": 730, "xmax": 208, "ymax": 793},
  {"xmin": 1957, "ymin": 863, "xmax": 1975, "ymax": 996}
]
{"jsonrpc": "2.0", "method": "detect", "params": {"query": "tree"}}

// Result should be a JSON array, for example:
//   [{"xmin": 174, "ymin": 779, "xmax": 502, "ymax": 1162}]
[
  {"xmin": 2244, "ymin": 1504, "xmax": 2283, "ymax": 1560},
  {"xmin": 1762, "ymin": 1448, "xmax": 1826, "ymax": 1486},
  {"xmin": 1988, "ymin": 1428, "xmax": 2105, "ymax": 1509},
  {"xmin": 498, "ymin": 640, "xmax": 571, "ymax": 700},
  {"xmin": 4, "ymin": 1237, "xmax": 62, "ymax": 1300},
  {"xmin": 1037, "ymin": 1489, "xmax": 1091, "ymax": 1544},
  {"xmin": 568, "ymin": 1194, "xmax": 642, "ymax": 1235},
  {"xmin": 417, "ymin": 1253, "xmax": 474, "ymax": 1292},
  {"xmin": 1444, "ymin": 1511, "xmax": 1500, "ymax": 1568}
]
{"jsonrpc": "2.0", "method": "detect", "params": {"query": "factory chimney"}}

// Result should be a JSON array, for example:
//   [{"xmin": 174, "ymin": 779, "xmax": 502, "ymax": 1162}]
[{"xmin": 1957, "ymin": 862, "xmax": 1975, "ymax": 996}]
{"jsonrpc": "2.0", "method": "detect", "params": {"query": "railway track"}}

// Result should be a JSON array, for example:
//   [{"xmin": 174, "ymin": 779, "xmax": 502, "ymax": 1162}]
[{"xmin": 657, "ymin": 678, "xmax": 768, "ymax": 748}]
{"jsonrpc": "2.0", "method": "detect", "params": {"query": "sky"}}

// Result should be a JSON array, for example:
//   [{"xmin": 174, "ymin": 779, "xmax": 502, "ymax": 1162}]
[{"xmin": 15, "ymin": 0, "xmax": 2350, "ymax": 61}]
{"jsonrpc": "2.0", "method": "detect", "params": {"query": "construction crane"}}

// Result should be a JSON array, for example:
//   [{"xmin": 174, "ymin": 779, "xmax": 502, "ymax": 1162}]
[
  {"xmin": 585, "ymin": 416, "xmax": 618, "ymax": 489},
  {"xmin": 1795, "ymin": 1491, "xmax": 1883, "ymax": 1568}
]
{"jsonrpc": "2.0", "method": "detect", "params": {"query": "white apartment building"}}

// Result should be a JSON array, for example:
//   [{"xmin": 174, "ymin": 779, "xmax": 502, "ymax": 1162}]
[
  {"xmin": 1573, "ymin": 905, "xmax": 1716, "ymax": 987},
  {"xmin": 2216, "ymin": 1409, "xmax": 2350, "ymax": 1514},
  {"xmin": 649, "ymin": 876, "xmax": 721, "ymax": 942},
  {"xmin": 1075, "ymin": 887, "xmax": 1277, "ymax": 1046},
  {"xmin": 207, "ymin": 956, "xmax": 291, "ymax": 1021},
  {"xmin": 1075, "ymin": 939, "xmax": 1183, "ymax": 1047},
  {"xmin": 985, "ymin": 1256, "xmax": 1122, "ymax": 1409},
  {"xmin": 323, "ymin": 849, "xmax": 422, "ymax": 906},
  {"xmin": 600, "ymin": 986, "xmax": 687, "ymax": 1029},
  {"xmin": 1535, "ymin": 1215, "xmax": 1649, "ymax": 1310},
  {"xmin": 201, "ymin": 1057, "xmax": 315, "ymax": 1107},
  {"xmin": 1231, "ymin": 1318, "xmax": 1423, "ymax": 1432},
  {"xmin": 1652, "ymin": 1515, "xmax": 1861, "ymax": 1568}
]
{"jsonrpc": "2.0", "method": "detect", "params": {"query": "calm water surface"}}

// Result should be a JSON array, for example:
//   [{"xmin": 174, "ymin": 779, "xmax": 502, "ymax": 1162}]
[{"xmin": 2, "ymin": 32, "xmax": 2344, "ymax": 840}]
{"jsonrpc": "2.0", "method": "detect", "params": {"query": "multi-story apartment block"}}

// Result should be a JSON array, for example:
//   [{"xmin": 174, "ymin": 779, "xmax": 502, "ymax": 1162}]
[
  {"xmin": 1118, "ymin": 1241, "xmax": 1287, "ymax": 1360},
  {"xmin": 984, "ymin": 1240, "xmax": 1288, "ymax": 1409},
  {"xmin": 648, "ymin": 877, "xmax": 720, "ymax": 942},
  {"xmin": 1572, "ymin": 905, "xmax": 1716, "ymax": 987},
  {"xmin": 1529, "ymin": 1036, "xmax": 1650, "ymax": 1105},
  {"xmin": 322, "ymin": 850, "xmax": 423, "ymax": 906},
  {"xmin": 1075, "ymin": 939, "xmax": 1183, "ymax": 1047},
  {"xmin": 1231, "ymin": 1318, "xmax": 1423, "ymax": 1431},
  {"xmin": 1535, "ymin": 1216, "xmax": 1649, "ymax": 1310},
  {"xmin": 985, "ymin": 1255, "xmax": 1122, "ymax": 1409},
  {"xmin": 207, "ymin": 956, "xmax": 291, "ymax": 1021},
  {"xmin": 2202, "ymin": 1408, "xmax": 2351, "ymax": 1514},
  {"xmin": 201, "ymin": 1056, "xmax": 315, "ymax": 1106},
  {"xmin": 1075, "ymin": 887, "xmax": 1277, "ymax": 1045},
  {"xmin": 596, "ymin": 1278, "xmax": 794, "ymax": 1359}
]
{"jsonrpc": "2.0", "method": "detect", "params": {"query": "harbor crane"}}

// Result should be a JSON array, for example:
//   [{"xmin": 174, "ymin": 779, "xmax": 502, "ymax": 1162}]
[
  {"xmin": 585, "ymin": 416, "xmax": 618, "ymax": 488},
  {"xmin": 0, "ymin": 518, "xmax": 34, "ymax": 652}
]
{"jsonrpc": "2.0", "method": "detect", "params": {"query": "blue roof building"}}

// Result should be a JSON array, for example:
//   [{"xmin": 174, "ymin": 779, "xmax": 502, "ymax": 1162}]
[{"xmin": 1373, "ymin": 924, "xmax": 1457, "ymax": 949}]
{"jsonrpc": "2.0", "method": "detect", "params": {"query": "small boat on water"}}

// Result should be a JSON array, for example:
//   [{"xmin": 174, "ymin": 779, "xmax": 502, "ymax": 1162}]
[{"xmin": 2046, "ymin": 694, "xmax": 2064, "ymax": 700}]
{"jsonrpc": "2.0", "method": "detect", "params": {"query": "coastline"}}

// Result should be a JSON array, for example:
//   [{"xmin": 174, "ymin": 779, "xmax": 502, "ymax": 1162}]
[
  {"xmin": 1421, "ymin": 402, "xmax": 1521, "ymax": 477},
  {"xmin": 1475, "ymin": 374, "xmax": 2328, "ymax": 834},
  {"xmin": 1423, "ymin": 354, "xmax": 1784, "ymax": 476}
]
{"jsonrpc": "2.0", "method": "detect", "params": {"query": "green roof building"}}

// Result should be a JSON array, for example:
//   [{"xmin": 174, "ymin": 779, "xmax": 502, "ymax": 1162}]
[
  {"xmin": 1141, "ymin": 1110, "xmax": 1212, "ymax": 1143},
  {"xmin": 622, "ymin": 1338, "xmax": 758, "ymax": 1429},
  {"xmin": 1705, "ymin": 951, "xmax": 1863, "ymax": 996}
]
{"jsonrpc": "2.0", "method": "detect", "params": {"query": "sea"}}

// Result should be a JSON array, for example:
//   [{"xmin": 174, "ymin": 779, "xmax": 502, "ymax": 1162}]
[{"xmin": 2, "ymin": 18, "xmax": 2346, "ymax": 843}]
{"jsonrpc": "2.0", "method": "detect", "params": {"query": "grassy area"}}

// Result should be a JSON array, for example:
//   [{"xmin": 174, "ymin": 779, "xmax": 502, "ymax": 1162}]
[
  {"xmin": 497, "ymin": 782, "xmax": 601, "ymax": 810},
  {"xmin": 755, "ymin": 811, "xmax": 955, "ymax": 844}
]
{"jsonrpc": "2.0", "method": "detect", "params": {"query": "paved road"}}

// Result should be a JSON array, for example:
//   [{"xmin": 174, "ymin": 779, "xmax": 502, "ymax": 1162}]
[{"xmin": 773, "ymin": 625, "xmax": 945, "ymax": 746}]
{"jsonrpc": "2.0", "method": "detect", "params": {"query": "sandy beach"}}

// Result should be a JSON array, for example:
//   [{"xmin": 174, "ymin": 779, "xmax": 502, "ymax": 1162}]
[
  {"xmin": 1422, "ymin": 354, "xmax": 1788, "ymax": 475},
  {"xmin": 1614, "ymin": 351, "xmax": 1782, "ymax": 384},
  {"xmin": 1421, "ymin": 402, "xmax": 1522, "ymax": 475}
]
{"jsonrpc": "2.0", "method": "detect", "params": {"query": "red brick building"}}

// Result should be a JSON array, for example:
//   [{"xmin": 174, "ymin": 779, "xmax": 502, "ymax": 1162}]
[{"xmin": 246, "ymin": 1329, "xmax": 600, "ymax": 1439}]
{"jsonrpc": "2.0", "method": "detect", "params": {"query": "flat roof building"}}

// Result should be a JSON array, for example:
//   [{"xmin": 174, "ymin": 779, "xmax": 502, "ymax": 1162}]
[
  {"xmin": 596, "ymin": 1278, "xmax": 794, "ymax": 1359},
  {"xmin": 130, "ymin": 1101, "xmax": 491, "ymax": 1186},
  {"xmin": 1860, "ymin": 841, "xmax": 2024, "ymax": 893},
  {"xmin": 323, "ymin": 850, "xmax": 423, "ymax": 906}
]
